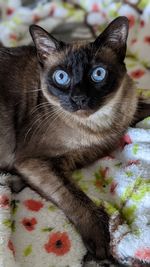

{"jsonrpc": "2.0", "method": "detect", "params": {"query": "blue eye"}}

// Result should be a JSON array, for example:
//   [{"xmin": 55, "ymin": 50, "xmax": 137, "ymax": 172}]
[
  {"xmin": 91, "ymin": 67, "xmax": 106, "ymax": 82},
  {"xmin": 53, "ymin": 70, "xmax": 70, "ymax": 86}
]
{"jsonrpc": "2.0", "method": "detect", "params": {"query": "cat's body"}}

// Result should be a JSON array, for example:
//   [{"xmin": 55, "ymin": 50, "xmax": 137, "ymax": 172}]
[{"xmin": 0, "ymin": 17, "xmax": 148, "ymax": 260}]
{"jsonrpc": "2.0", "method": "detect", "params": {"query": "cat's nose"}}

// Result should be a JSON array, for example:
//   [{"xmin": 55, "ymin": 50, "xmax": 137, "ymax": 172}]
[{"xmin": 71, "ymin": 95, "xmax": 88, "ymax": 107}]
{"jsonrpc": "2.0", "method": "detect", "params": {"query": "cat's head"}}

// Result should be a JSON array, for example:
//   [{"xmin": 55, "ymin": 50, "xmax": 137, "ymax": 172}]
[{"xmin": 30, "ymin": 17, "xmax": 130, "ymax": 119}]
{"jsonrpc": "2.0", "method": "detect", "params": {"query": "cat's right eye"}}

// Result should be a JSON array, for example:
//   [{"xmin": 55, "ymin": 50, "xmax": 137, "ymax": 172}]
[{"xmin": 53, "ymin": 70, "xmax": 70, "ymax": 87}]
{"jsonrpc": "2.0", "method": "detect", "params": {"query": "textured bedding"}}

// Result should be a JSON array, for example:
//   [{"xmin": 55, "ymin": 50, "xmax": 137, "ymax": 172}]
[{"xmin": 0, "ymin": 1, "xmax": 150, "ymax": 267}]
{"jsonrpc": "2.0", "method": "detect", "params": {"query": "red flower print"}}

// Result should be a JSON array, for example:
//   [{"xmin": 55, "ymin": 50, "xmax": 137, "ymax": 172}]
[
  {"xmin": 92, "ymin": 3, "xmax": 100, "ymax": 12},
  {"xmin": 130, "ymin": 69, "xmax": 145, "ymax": 79},
  {"xmin": 127, "ymin": 15, "xmax": 135, "ymax": 28},
  {"xmin": 126, "ymin": 160, "xmax": 140, "ymax": 166},
  {"xmin": 100, "ymin": 167, "xmax": 109, "ymax": 178},
  {"xmin": 120, "ymin": 134, "xmax": 132, "ymax": 149},
  {"xmin": 33, "ymin": 15, "xmax": 40, "ymax": 23},
  {"xmin": 0, "ymin": 195, "xmax": 9, "ymax": 208},
  {"xmin": 95, "ymin": 180, "xmax": 103, "ymax": 189},
  {"xmin": 9, "ymin": 34, "xmax": 17, "ymax": 41},
  {"xmin": 44, "ymin": 232, "xmax": 71, "ymax": 256},
  {"xmin": 24, "ymin": 199, "xmax": 43, "ymax": 211},
  {"xmin": 110, "ymin": 182, "xmax": 118, "ymax": 195},
  {"xmin": 135, "ymin": 248, "xmax": 150, "ymax": 261},
  {"xmin": 6, "ymin": 8, "xmax": 14, "ymax": 16},
  {"xmin": 131, "ymin": 38, "xmax": 137, "ymax": 45},
  {"xmin": 140, "ymin": 20, "xmax": 145, "ymax": 28},
  {"xmin": 22, "ymin": 217, "xmax": 37, "ymax": 231},
  {"xmin": 144, "ymin": 36, "xmax": 150, "ymax": 45},
  {"xmin": 49, "ymin": 5, "xmax": 56, "ymax": 16},
  {"xmin": 8, "ymin": 240, "xmax": 15, "ymax": 256}
]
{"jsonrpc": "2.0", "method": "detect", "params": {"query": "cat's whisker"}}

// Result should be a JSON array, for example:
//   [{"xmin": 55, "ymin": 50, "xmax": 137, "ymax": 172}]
[
  {"xmin": 30, "ymin": 102, "xmax": 50, "ymax": 116},
  {"xmin": 24, "ymin": 112, "xmax": 47, "ymax": 142},
  {"xmin": 46, "ymin": 106, "xmax": 73, "ymax": 134},
  {"xmin": 27, "ymin": 88, "xmax": 43, "ymax": 93},
  {"xmin": 31, "ymin": 108, "xmax": 61, "ymax": 141},
  {"xmin": 43, "ymin": 113, "xmax": 60, "ymax": 136},
  {"xmin": 24, "ymin": 106, "xmax": 56, "ymax": 142}
]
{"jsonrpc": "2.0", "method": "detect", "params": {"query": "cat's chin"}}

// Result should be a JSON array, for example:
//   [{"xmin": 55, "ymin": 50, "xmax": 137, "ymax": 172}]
[{"xmin": 73, "ymin": 109, "xmax": 95, "ymax": 118}]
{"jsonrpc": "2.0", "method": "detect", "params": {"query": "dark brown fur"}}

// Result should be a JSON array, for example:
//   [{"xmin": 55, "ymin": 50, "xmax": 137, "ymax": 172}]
[{"xmin": 0, "ymin": 17, "xmax": 149, "ymax": 260}]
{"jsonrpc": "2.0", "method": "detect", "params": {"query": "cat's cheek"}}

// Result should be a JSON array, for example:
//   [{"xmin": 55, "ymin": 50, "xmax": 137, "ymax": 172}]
[
  {"xmin": 42, "ymin": 89, "xmax": 61, "ymax": 108},
  {"xmin": 47, "ymin": 85, "xmax": 62, "ymax": 97}
]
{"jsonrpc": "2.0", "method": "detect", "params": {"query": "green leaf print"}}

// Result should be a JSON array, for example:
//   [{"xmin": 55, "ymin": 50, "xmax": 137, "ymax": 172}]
[
  {"xmin": 104, "ymin": 202, "xmax": 118, "ymax": 216},
  {"xmin": 121, "ymin": 177, "xmax": 142, "ymax": 203},
  {"xmin": 143, "ymin": 117, "xmax": 150, "ymax": 125},
  {"xmin": 48, "ymin": 205, "xmax": 57, "ymax": 212},
  {"xmin": 3, "ymin": 219, "xmax": 12, "ymax": 228},
  {"xmin": 122, "ymin": 205, "xmax": 136, "ymax": 225},
  {"xmin": 11, "ymin": 199, "xmax": 19, "ymax": 215},
  {"xmin": 115, "ymin": 162, "xmax": 122, "ymax": 168},
  {"xmin": 120, "ymin": 177, "xmax": 150, "ymax": 224},
  {"xmin": 41, "ymin": 227, "xmax": 54, "ymax": 232},
  {"xmin": 138, "ymin": 0, "xmax": 149, "ymax": 9},
  {"xmin": 108, "ymin": 9, "xmax": 119, "ymax": 18},
  {"xmin": 131, "ymin": 181, "xmax": 150, "ymax": 201},
  {"xmin": 3, "ymin": 219, "xmax": 16, "ymax": 232},
  {"xmin": 78, "ymin": 182, "xmax": 88, "ymax": 192},
  {"xmin": 133, "ymin": 144, "xmax": 139, "ymax": 155},
  {"xmin": 126, "ymin": 61, "xmax": 137, "ymax": 68},
  {"xmin": 141, "ymin": 60, "xmax": 150, "ymax": 69},
  {"xmin": 125, "ymin": 171, "xmax": 133, "ymax": 177},
  {"xmin": 72, "ymin": 170, "xmax": 83, "ymax": 182},
  {"xmin": 92, "ymin": 197, "xmax": 102, "ymax": 207},
  {"xmin": 11, "ymin": 220, "xmax": 16, "ymax": 232},
  {"xmin": 13, "ymin": 16, "xmax": 22, "ymax": 25},
  {"xmin": 94, "ymin": 167, "xmax": 113, "ymax": 192},
  {"xmin": 23, "ymin": 245, "xmax": 32, "ymax": 257}
]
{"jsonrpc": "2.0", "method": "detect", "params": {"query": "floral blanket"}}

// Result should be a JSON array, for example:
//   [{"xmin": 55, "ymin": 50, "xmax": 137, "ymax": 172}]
[{"xmin": 0, "ymin": 1, "xmax": 150, "ymax": 267}]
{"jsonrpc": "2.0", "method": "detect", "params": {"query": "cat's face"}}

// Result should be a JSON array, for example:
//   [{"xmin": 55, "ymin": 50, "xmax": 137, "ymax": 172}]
[{"xmin": 30, "ymin": 17, "xmax": 129, "ymax": 117}]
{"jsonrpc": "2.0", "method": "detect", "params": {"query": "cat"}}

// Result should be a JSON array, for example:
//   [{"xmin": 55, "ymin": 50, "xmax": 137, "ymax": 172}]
[{"xmin": 0, "ymin": 16, "xmax": 149, "ymax": 260}]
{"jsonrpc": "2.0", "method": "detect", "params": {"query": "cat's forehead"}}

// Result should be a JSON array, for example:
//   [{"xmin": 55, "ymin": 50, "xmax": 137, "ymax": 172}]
[
  {"xmin": 46, "ymin": 41, "xmax": 118, "ymax": 69},
  {"xmin": 47, "ymin": 42, "xmax": 117, "ymax": 69}
]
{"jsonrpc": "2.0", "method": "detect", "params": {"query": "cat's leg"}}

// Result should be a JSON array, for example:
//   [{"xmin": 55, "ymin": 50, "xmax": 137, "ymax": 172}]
[
  {"xmin": 0, "ymin": 110, "xmax": 16, "ymax": 169},
  {"xmin": 15, "ymin": 158, "xmax": 110, "ymax": 260}
]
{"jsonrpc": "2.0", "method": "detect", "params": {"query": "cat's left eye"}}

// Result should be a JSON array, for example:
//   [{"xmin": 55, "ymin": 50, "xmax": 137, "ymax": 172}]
[
  {"xmin": 91, "ymin": 67, "xmax": 106, "ymax": 82},
  {"xmin": 53, "ymin": 70, "xmax": 70, "ymax": 86}
]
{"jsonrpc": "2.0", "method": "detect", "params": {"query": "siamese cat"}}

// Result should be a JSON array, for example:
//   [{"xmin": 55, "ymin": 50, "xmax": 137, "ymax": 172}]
[{"xmin": 0, "ymin": 16, "xmax": 149, "ymax": 259}]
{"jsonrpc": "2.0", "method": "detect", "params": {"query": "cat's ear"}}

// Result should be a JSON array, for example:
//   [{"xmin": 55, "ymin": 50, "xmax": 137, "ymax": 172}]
[
  {"xmin": 93, "ymin": 16, "xmax": 129, "ymax": 61},
  {"xmin": 29, "ymin": 25, "xmax": 64, "ymax": 63}
]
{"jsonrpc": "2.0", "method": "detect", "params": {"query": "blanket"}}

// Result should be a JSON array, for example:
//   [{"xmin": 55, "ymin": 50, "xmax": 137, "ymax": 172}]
[
  {"xmin": 0, "ymin": 1, "xmax": 150, "ymax": 267},
  {"xmin": 0, "ymin": 119, "xmax": 150, "ymax": 267}
]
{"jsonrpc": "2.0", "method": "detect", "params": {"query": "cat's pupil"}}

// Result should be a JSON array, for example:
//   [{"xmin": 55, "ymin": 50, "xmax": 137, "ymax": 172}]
[
  {"xmin": 59, "ymin": 73, "xmax": 64, "ymax": 79},
  {"xmin": 97, "ymin": 70, "xmax": 101, "ymax": 76}
]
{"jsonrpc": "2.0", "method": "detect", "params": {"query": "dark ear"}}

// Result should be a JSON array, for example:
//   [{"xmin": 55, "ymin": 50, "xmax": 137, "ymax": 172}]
[
  {"xmin": 93, "ymin": 16, "xmax": 129, "ymax": 61},
  {"xmin": 29, "ymin": 25, "xmax": 64, "ymax": 63}
]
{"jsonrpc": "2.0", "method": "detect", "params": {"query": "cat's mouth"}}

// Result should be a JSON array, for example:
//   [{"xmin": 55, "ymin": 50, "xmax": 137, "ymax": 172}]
[
  {"xmin": 60, "ymin": 103, "xmax": 97, "ymax": 118},
  {"xmin": 60, "ymin": 101, "xmax": 100, "ymax": 118}
]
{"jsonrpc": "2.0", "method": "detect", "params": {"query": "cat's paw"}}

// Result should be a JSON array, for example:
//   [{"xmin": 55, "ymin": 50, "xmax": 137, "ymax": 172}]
[
  {"xmin": 0, "ymin": 173, "xmax": 10, "ymax": 187},
  {"xmin": 79, "ymin": 207, "xmax": 110, "ymax": 260},
  {"xmin": 0, "ymin": 173, "xmax": 26, "ymax": 193}
]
